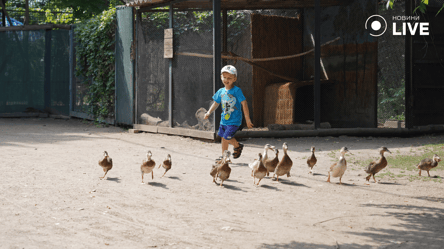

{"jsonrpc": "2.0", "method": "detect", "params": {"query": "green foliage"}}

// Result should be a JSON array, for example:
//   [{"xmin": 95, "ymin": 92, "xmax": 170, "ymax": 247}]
[
  {"xmin": 75, "ymin": 7, "xmax": 116, "ymax": 122},
  {"xmin": 5, "ymin": 2, "xmax": 74, "ymax": 25},
  {"xmin": 43, "ymin": 0, "xmax": 123, "ymax": 21},
  {"xmin": 378, "ymin": 79, "xmax": 405, "ymax": 122}
]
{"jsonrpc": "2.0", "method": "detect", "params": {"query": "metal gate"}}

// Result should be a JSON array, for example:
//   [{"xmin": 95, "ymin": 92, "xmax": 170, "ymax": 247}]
[{"xmin": 115, "ymin": 6, "xmax": 134, "ymax": 125}]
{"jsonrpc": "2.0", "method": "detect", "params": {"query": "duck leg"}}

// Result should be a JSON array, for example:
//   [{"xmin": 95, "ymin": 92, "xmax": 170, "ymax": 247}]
[
  {"xmin": 365, "ymin": 174, "xmax": 371, "ymax": 181},
  {"xmin": 419, "ymin": 169, "xmax": 422, "ymax": 176},
  {"xmin": 372, "ymin": 174, "xmax": 377, "ymax": 183},
  {"xmin": 151, "ymin": 171, "xmax": 154, "ymax": 179},
  {"xmin": 220, "ymin": 180, "xmax": 224, "ymax": 187},
  {"xmin": 253, "ymin": 176, "xmax": 256, "ymax": 185},
  {"xmin": 100, "ymin": 170, "xmax": 109, "ymax": 179},
  {"xmin": 141, "ymin": 173, "xmax": 144, "ymax": 184},
  {"xmin": 257, "ymin": 178, "xmax": 262, "ymax": 185},
  {"xmin": 287, "ymin": 172, "xmax": 291, "ymax": 177},
  {"xmin": 327, "ymin": 173, "xmax": 331, "ymax": 183},
  {"xmin": 339, "ymin": 176, "xmax": 342, "ymax": 185},
  {"xmin": 427, "ymin": 170, "xmax": 431, "ymax": 177},
  {"xmin": 161, "ymin": 169, "xmax": 169, "ymax": 178},
  {"xmin": 276, "ymin": 175, "xmax": 280, "ymax": 182}
]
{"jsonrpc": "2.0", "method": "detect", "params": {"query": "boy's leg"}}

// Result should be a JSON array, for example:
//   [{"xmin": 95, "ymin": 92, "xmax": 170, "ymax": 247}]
[
  {"xmin": 226, "ymin": 137, "xmax": 239, "ymax": 148},
  {"xmin": 221, "ymin": 138, "xmax": 230, "ymax": 155}
]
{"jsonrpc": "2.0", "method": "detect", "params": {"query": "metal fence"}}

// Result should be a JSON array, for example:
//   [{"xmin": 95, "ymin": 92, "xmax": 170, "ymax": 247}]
[{"xmin": 0, "ymin": 28, "xmax": 70, "ymax": 116}]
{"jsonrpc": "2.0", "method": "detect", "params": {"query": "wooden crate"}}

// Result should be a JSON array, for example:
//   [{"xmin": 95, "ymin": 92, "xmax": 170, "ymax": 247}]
[{"xmin": 264, "ymin": 82, "xmax": 297, "ymax": 126}]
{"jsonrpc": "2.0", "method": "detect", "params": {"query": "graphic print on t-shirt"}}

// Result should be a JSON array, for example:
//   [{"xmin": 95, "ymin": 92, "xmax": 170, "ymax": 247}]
[{"xmin": 221, "ymin": 93, "xmax": 237, "ymax": 120}]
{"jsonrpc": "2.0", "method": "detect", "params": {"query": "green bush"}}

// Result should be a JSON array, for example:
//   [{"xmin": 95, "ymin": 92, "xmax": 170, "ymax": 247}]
[{"xmin": 75, "ymin": 7, "xmax": 116, "ymax": 122}]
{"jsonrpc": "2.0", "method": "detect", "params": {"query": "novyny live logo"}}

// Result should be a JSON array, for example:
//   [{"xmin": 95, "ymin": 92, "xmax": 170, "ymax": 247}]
[{"xmin": 365, "ymin": 15, "xmax": 429, "ymax": 37}]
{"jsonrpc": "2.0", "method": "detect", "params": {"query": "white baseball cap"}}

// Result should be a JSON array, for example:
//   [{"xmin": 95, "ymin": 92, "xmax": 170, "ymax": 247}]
[{"xmin": 221, "ymin": 65, "xmax": 237, "ymax": 77}]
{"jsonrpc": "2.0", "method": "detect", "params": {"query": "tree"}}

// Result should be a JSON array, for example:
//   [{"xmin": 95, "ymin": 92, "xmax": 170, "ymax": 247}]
[
  {"xmin": 387, "ymin": 0, "xmax": 444, "ymax": 15},
  {"xmin": 42, "ymin": 0, "xmax": 125, "ymax": 20}
]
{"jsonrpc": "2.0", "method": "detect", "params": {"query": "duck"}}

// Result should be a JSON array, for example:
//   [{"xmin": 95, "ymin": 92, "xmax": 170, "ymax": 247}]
[
  {"xmin": 327, "ymin": 147, "xmax": 349, "ymax": 185},
  {"xmin": 248, "ymin": 153, "xmax": 267, "ymax": 185},
  {"xmin": 364, "ymin": 147, "xmax": 391, "ymax": 183},
  {"xmin": 417, "ymin": 154, "xmax": 441, "ymax": 177},
  {"xmin": 274, "ymin": 142, "xmax": 293, "ymax": 182},
  {"xmin": 141, "ymin": 151, "xmax": 156, "ymax": 184},
  {"xmin": 262, "ymin": 144, "xmax": 279, "ymax": 177},
  {"xmin": 98, "ymin": 151, "xmax": 113, "ymax": 179},
  {"xmin": 158, "ymin": 154, "xmax": 172, "ymax": 178},
  {"xmin": 307, "ymin": 146, "xmax": 317, "ymax": 174},
  {"xmin": 210, "ymin": 150, "xmax": 231, "ymax": 187}
]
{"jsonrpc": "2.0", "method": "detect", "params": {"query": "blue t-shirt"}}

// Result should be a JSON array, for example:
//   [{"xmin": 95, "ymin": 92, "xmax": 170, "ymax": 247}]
[{"xmin": 212, "ymin": 86, "xmax": 246, "ymax": 126}]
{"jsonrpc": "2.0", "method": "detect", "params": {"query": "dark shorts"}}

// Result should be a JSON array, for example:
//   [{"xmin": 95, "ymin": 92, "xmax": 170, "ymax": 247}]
[{"xmin": 218, "ymin": 125, "xmax": 239, "ymax": 140}]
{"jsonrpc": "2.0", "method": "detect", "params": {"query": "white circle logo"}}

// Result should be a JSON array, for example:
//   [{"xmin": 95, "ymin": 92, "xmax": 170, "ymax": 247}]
[{"xmin": 365, "ymin": 15, "xmax": 387, "ymax": 37}]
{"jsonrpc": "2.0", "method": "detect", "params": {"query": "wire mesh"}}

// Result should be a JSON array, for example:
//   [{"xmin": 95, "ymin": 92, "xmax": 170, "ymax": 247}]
[
  {"xmin": 0, "ymin": 9, "xmax": 72, "ymax": 26},
  {"xmin": 172, "ymin": 10, "xmax": 214, "ymax": 131},
  {"xmin": 136, "ymin": 12, "xmax": 170, "ymax": 126},
  {"xmin": 0, "ymin": 29, "xmax": 70, "ymax": 115}
]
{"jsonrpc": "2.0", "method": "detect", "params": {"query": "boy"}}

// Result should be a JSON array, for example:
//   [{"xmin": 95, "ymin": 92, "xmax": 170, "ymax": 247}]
[{"xmin": 204, "ymin": 65, "xmax": 254, "ymax": 160}]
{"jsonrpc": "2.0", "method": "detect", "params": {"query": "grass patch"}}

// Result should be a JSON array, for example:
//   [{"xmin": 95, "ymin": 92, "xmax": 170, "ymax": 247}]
[{"xmin": 360, "ymin": 142, "xmax": 444, "ymax": 171}]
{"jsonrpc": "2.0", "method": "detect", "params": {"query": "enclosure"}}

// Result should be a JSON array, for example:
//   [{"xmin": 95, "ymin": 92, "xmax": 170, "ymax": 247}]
[
  {"xmin": 126, "ymin": 0, "xmax": 444, "ymax": 141},
  {"xmin": 1, "ymin": 0, "xmax": 444, "ymax": 140}
]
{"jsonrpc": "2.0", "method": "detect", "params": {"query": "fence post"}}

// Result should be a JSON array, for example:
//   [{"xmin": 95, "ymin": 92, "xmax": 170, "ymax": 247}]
[
  {"xmin": 44, "ymin": 29, "xmax": 52, "ymax": 112},
  {"xmin": 213, "ymin": 0, "xmax": 221, "ymax": 137}
]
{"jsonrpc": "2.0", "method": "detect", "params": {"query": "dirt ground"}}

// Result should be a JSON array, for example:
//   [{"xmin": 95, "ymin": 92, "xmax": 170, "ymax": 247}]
[{"xmin": 1, "ymin": 118, "xmax": 444, "ymax": 249}]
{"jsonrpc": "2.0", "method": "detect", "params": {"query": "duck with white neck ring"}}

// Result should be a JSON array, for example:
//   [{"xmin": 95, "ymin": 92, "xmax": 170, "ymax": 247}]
[{"xmin": 327, "ymin": 147, "xmax": 350, "ymax": 185}]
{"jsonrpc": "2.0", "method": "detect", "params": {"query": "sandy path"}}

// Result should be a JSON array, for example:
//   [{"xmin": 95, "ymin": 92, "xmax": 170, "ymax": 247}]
[{"xmin": 1, "ymin": 118, "xmax": 443, "ymax": 249}]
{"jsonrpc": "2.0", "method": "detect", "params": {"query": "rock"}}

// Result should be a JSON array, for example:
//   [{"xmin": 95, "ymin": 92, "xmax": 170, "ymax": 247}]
[{"xmin": 140, "ymin": 113, "xmax": 162, "ymax": 125}]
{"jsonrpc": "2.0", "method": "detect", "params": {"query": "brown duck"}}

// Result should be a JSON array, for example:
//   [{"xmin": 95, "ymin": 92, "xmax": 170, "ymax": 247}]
[
  {"xmin": 210, "ymin": 150, "xmax": 231, "ymax": 187},
  {"xmin": 274, "ymin": 142, "xmax": 293, "ymax": 182},
  {"xmin": 98, "ymin": 151, "xmax": 113, "ymax": 179},
  {"xmin": 141, "ymin": 151, "xmax": 156, "ymax": 184},
  {"xmin": 307, "ymin": 146, "xmax": 317, "ymax": 174},
  {"xmin": 417, "ymin": 154, "xmax": 441, "ymax": 177},
  {"xmin": 327, "ymin": 147, "xmax": 349, "ymax": 185},
  {"xmin": 158, "ymin": 154, "xmax": 172, "ymax": 178},
  {"xmin": 365, "ymin": 147, "xmax": 391, "ymax": 183},
  {"xmin": 250, "ymin": 153, "xmax": 268, "ymax": 185}
]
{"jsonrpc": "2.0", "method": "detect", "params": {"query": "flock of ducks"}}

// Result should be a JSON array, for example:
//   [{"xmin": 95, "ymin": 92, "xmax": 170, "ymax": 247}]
[{"xmin": 98, "ymin": 143, "xmax": 442, "ymax": 187}]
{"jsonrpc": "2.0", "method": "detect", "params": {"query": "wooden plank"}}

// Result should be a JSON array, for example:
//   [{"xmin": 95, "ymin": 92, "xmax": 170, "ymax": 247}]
[
  {"xmin": 157, "ymin": 126, "xmax": 215, "ymax": 140},
  {"xmin": 133, "ymin": 124, "xmax": 158, "ymax": 133},
  {"xmin": 164, "ymin": 28, "xmax": 173, "ymax": 39},
  {"xmin": 164, "ymin": 29, "xmax": 173, "ymax": 58}
]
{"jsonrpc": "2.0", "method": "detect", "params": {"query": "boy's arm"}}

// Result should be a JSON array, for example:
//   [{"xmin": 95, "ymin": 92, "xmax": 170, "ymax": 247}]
[
  {"xmin": 241, "ymin": 100, "xmax": 253, "ymax": 128},
  {"xmin": 204, "ymin": 102, "xmax": 220, "ymax": 119}
]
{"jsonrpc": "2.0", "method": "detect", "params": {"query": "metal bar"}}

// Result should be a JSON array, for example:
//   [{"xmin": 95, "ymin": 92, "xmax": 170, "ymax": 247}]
[
  {"xmin": 213, "ymin": 0, "xmax": 222, "ymax": 135},
  {"xmin": 168, "ymin": 4, "xmax": 173, "ymax": 128},
  {"xmin": 314, "ymin": 0, "xmax": 320, "ymax": 129},
  {"xmin": 222, "ymin": 8, "xmax": 227, "ymax": 65},
  {"xmin": 1, "ymin": 0, "xmax": 5, "ymax": 27},
  {"xmin": 0, "ymin": 24, "xmax": 72, "ymax": 31},
  {"xmin": 133, "ymin": 7, "xmax": 137, "ymax": 125},
  {"xmin": 134, "ymin": 11, "xmax": 142, "ymax": 124},
  {"xmin": 24, "ymin": 0, "xmax": 29, "ymax": 25},
  {"xmin": 114, "ymin": 11, "xmax": 118, "ymax": 126},
  {"xmin": 405, "ymin": 0, "xmax": 413, "ymax": 128},
  {"xmin": 138, "ymin": 0, "xmax": 189, "ymax": 12},
  {"xmin": 69, "ymin": 29, "xmax": 74, "ymax": 116},
  {"xmin": 44, "ymin": 29, "xmax": 52, "ymax": 112}
]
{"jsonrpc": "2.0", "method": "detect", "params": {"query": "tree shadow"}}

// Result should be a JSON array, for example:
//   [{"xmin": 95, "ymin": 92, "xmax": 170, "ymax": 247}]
[
  {"xmin": 260, "ymin": 241, "xmax": 365, "ymax": 249},
  {"xmin": 345, "ymin": 203, "xmax": 444, "ymax": 248}
]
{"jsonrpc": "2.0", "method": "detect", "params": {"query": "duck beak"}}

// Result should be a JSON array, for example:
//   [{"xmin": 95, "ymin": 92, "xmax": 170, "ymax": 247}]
[{"xmin": 387, "ymin": 150, "xmax": 392, "ymax": 154}]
